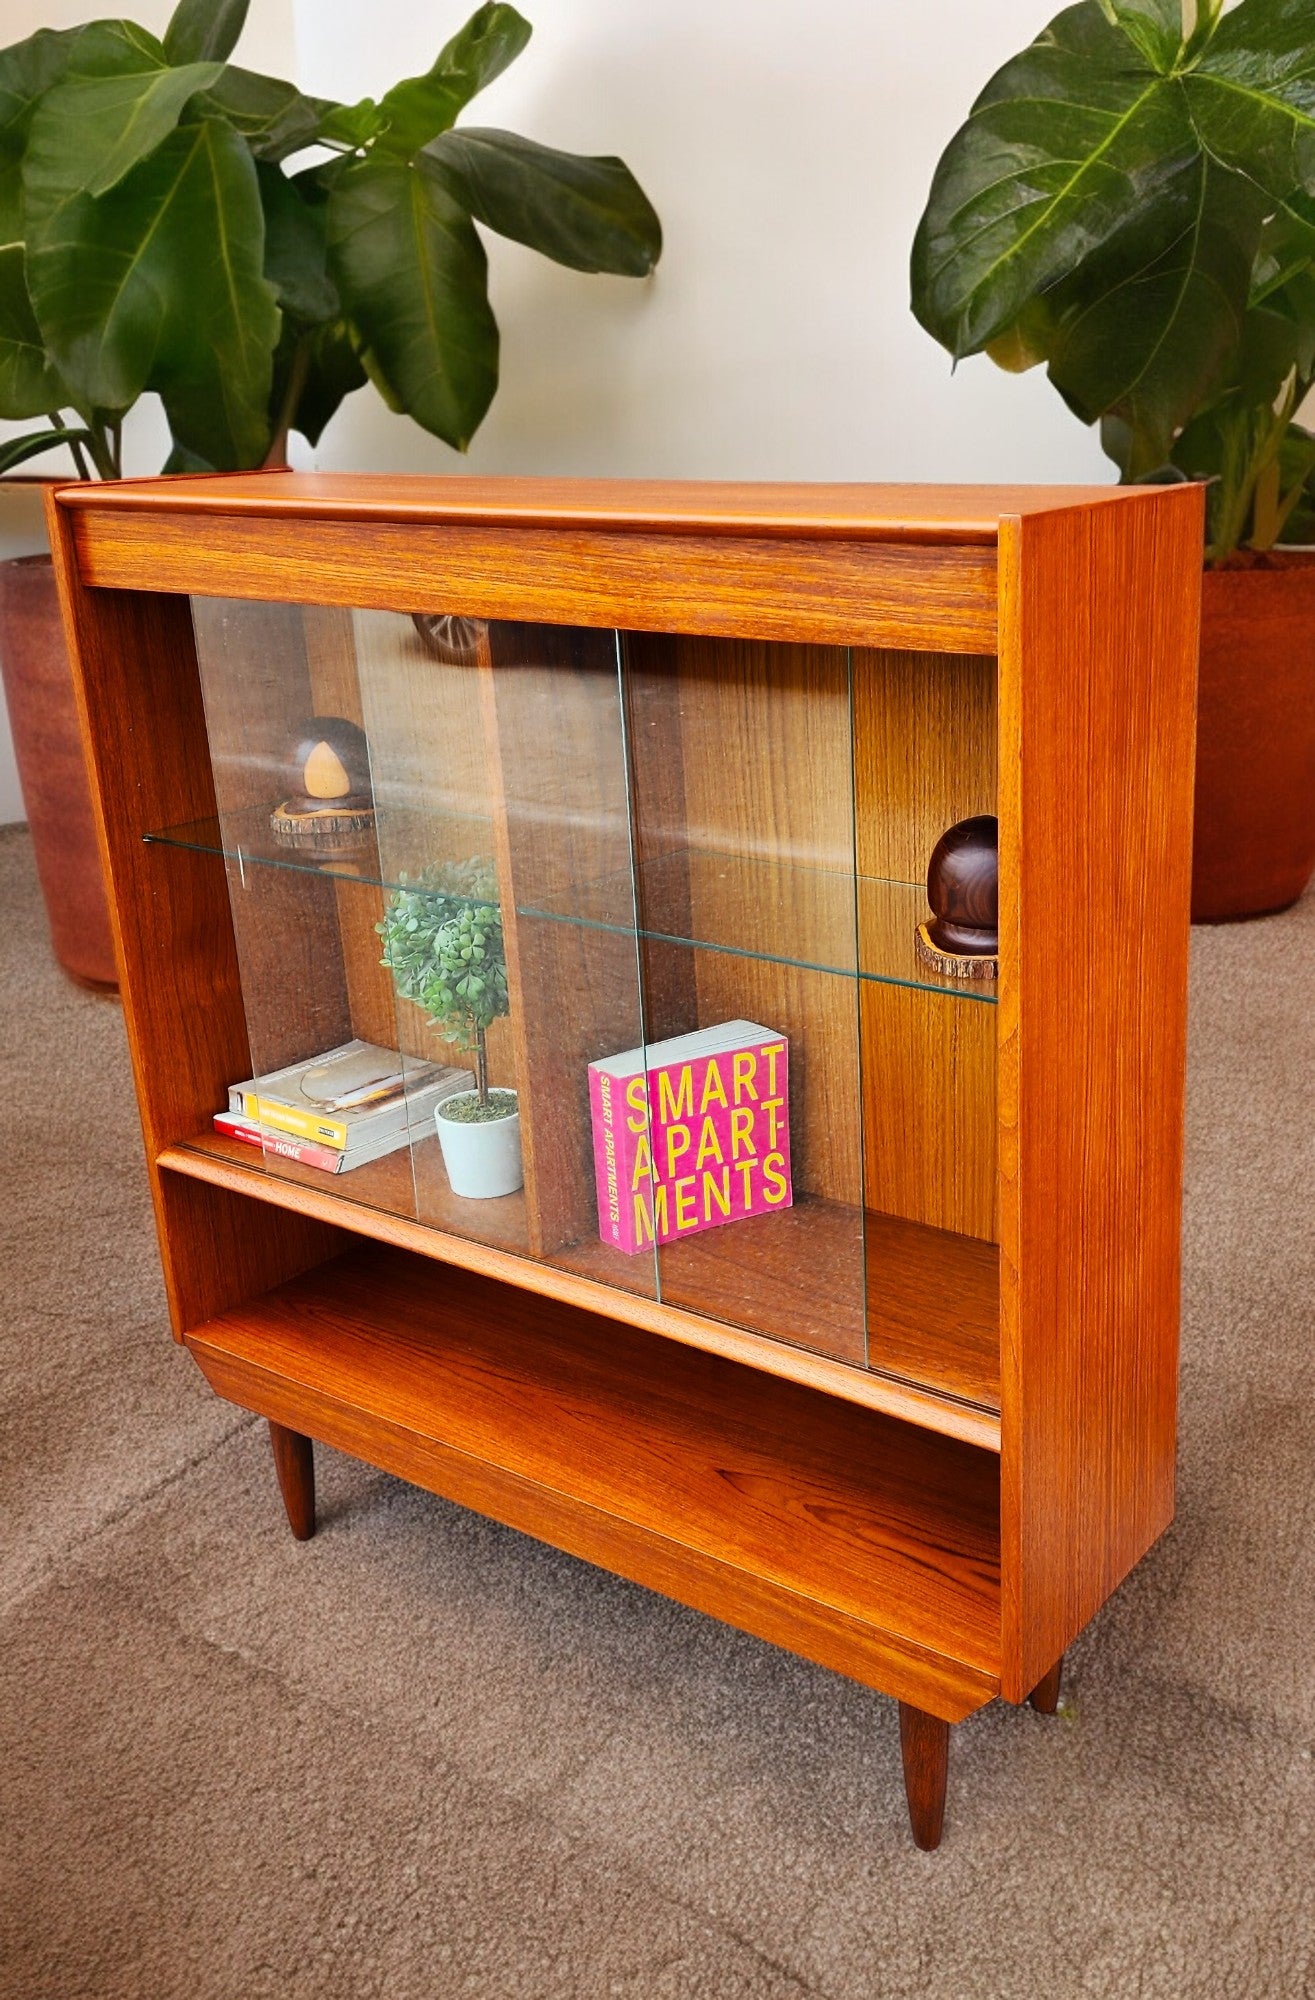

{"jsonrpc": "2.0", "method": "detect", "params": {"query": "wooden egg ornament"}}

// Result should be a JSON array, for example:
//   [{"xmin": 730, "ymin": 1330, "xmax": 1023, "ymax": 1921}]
[
  {"xmin": 914, "ymin": 814, "xmax": 999, "ymax": 980},
  {"xmin": 270, "ymin": 716, "xmax": 376, "ymax": 856}
]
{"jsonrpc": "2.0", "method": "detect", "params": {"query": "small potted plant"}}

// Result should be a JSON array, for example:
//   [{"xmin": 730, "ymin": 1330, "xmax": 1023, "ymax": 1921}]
[
  {"xmin": 378, "ymin": 859, "xmax": 521, "ymax": 1199},
  {"xmin": 911, "ymin": 0, "xmax": 1315, "ymax": 921}
]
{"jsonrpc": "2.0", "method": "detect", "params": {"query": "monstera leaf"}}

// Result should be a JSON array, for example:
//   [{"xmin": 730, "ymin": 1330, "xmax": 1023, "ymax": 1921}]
[
  {"xmin": 328, "ymin": 154, "xmax": 498, "ymax": 450},
  {"xmin": 0, "ymin": 2, "xmax": 661, "ymax": 477},
  {"xmin": 372, "ymin": 3, "xmax": 532, "ymax": 159},
  {"xmin": 192, "ymin": 66, "xmax": 332, "ymax": 162},
  {"xmin": 163, "ymin": 0, "xmax": 249, "ymax": 66},
  {"xmin": 912, "ymin": 0, "xmax": 1315, "ymax": 554},
  {"xmin": 911, "ymin": 5, "xmax": 1197, "ymax": 360},
  {"xmin": 423, "ymin": 128, "xmax": 662, "ymax": 274},
  {"xmin": 1180, "ymin": 0, "xmax": 1315, "ymax": 218},
  {"xmin": 25, "ymin": 116, "xmax": 280, "ymax": 466},
  {"xmin": 321, "ymin": 5, "xmax": 661, "ymax": 451},
  {"xmin": 1037, "ymin": 157, "xmax": 1268, "ymax": 474},
  {"xmin": 26, "ymin": 59, "xmax": 224, "ymax": 201}
]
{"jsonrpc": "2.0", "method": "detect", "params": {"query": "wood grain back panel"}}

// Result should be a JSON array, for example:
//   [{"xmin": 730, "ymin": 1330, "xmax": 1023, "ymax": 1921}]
[
  {"xmin": 189, "ymin": 595, "xmax": 353, "ymax": 1076},
  {"xmin": 297, "ymin": 605, "xmax": 398, "ymax": 1057},
  {"xmin": 854, "ymin": 649, "xmax": 997, "ymax": 884},
  {"xmin": 480, "ymin": 622, "xmax": 654, "ymax": 1278},
  {"xmin": 625, "ymin": 635, "xmax": 862, "ymax": 1211},
  {"xmin": 861, "ymin": 985, "xmax": 997, "ymax": 1242},
  {"xmin": 997, "ymin": 486, "xmax": 1202, "ymax": 1699},
  {"xmin": 348, "ymin": 609, "xmax": 515, "ymax": 1087},
  {"xmin": 853, "ymin": 648, "xmax": 998, "ymax": 1243}
]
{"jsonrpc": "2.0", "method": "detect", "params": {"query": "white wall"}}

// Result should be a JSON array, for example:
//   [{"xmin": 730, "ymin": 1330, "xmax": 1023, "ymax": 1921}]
[
  {"xmin": 1, "ymin": 0, "xmax": 1110, "ymax": 821},
  {"xmin": 293, "ymin": 0, "xmax": 1109, "ymax": 483}
]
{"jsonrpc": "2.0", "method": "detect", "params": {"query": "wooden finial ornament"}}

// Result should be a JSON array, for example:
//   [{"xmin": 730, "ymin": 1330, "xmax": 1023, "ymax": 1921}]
[
  {"xmin": 270, "ymin": 716, "xmax": 376, "ymax": 856},
  {"xmin": 915, "ymin": 814, "xmax": 999, "ymax": 980}
]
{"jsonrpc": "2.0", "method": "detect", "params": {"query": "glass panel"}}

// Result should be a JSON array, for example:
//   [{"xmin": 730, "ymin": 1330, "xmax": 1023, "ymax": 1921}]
[
  {"xmin": 409, "ymin": 614, "xmax": 656, "ymax": 1301},
  {"xmin": 185, "ymin": 597, "xmax": 419, "ymax": 1227},
  {"xmin": 156, "ymin": 595, "xmax": 1001, "ymax": 1414},
  {"xmin": 619, "ymin": 634, "xmax": 867, "ymax": 1367},
  {"xmin": 178, "ymin": 597, "xmax": 657, "ymax": 1299}
]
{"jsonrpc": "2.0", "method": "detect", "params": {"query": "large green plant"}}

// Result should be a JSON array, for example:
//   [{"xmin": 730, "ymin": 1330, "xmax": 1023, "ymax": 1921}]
[
  {"xmin": 911, "ymin": 0, "xmax": 1315, "ymax": 561},
  {"xmin": 0, "ymin": 0, "xmax": 661, "ymax": 481}
]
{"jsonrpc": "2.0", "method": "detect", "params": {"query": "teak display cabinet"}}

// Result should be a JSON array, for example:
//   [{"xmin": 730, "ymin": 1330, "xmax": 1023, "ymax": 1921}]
[{"xmin": 50, "ymin": 473, "xmax": 1203, "ymax": 1849}]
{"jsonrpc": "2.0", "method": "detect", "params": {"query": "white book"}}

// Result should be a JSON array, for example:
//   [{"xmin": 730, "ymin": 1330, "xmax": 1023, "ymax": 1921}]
[{"xmin": 228, "ymin": 1039, "xmax": 473, "ymax": 1152}]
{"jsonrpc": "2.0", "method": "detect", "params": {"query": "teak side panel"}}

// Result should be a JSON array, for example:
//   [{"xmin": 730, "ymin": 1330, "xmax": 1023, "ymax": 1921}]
[
  {"xmin": 997, "ymin": 488, "xmax": 1202, "ymax": 1701},
  {"xmin": 68, "ymin": 510, "xmax": 998, "ymax": 654},
  {"xmin": 44, "ymin": 496, "xmax": 342, "ymax": 1331},
  {"xmin": 185, "ymin": 1242, "xmax": 1001, "ymax": 1719}
]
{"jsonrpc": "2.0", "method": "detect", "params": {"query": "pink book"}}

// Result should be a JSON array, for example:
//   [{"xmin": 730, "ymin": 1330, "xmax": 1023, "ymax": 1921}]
[{"xmin": 589, "ymin": 1021, "xmax": 791, "ymax": 1254}]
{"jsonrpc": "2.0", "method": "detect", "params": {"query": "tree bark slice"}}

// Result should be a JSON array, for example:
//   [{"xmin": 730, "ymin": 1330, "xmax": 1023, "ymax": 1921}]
[{"xmin": 914, "ymin": 921, "xmax": 997, "ymax": 980}]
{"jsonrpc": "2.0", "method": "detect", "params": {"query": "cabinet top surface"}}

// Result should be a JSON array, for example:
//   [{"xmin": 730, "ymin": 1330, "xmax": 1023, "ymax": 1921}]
[{"xmin": 54, "ymin": 471, "xmax": 1158, "ymax": 544}]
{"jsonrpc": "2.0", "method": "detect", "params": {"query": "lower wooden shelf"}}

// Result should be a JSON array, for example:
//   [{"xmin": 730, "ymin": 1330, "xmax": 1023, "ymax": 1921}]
[
  {"xmin": 186, "ymin": 1240, "xmax": 1002, "ymax": 1721},
  {"xmin": 161, "ymin": 1135, "xmax": 1001, "ymax": 1449}
]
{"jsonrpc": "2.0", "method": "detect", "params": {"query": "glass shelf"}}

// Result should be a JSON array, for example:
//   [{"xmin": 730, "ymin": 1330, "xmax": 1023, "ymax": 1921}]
[
  {"xmin": 143, "ymin": 802, "xmax": 494, "ymax": 893},
  {"xmin": 143, "ymin": 810, "xmax": 997, "ymax": 1004}
]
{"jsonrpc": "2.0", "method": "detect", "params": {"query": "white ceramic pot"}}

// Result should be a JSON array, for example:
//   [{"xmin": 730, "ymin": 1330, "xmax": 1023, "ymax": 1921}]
[{"xmin": 435, "ymin": 1090, "xmax": 523, "ymax": 1199}]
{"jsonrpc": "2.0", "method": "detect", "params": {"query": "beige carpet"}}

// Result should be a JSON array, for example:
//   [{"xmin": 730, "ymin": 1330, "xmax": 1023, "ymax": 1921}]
[{"xmin": 1, "ymin": 817, "xmax": 1313, "ymax": 2000}]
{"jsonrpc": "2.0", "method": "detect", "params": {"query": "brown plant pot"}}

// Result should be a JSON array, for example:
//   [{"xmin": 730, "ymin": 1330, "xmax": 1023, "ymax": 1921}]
[
  {"xmin": 0, "ymin": 553, "xmax": 118, "ymax": 988},
  {"xmin": 1193, "ymin": 553, "xmax": 1315, "ymax": 924}
]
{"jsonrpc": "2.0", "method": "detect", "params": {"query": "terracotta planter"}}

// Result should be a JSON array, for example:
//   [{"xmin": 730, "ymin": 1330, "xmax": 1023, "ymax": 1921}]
[
  {"xmin": 1193, "ymin": 553, "xmax": 1315, "ymax": 923},
  {"xmin": 0, "ymin": 553, "xmax": 118, "ymax": 988}
]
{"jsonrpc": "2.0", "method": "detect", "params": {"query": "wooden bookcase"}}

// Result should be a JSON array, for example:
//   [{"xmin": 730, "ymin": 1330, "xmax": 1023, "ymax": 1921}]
[{"xmin": 49, "ymin": 474, "xmax": 1203, "ymax": 1848}]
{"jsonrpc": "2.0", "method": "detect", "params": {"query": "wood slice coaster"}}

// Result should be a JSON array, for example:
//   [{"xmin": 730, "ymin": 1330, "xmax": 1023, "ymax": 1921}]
[
  {"xmin": 914, "ymin": 920, "xmax": 998, "ymax": 980},
  {"xmin": 269, "ymin": 801, "xmax": 376, "ymax": 857}
]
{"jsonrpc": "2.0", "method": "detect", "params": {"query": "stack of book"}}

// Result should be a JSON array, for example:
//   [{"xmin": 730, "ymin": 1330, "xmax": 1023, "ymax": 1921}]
[{"xmin": 216, "ymin": 1039, "xmax": 473, "ymax": 1174}]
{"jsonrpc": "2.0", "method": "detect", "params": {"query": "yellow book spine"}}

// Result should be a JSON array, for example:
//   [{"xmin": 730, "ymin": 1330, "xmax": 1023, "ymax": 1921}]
[{"xmin": 242, "ymin": 1095, "xmax": 349, "ymax": 1149}]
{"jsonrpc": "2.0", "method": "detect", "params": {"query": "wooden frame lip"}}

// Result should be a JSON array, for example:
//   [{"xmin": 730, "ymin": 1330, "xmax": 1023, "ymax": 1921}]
[
  {"xmin": 51, "ymin": 471, "xmax": 1171, "ymax": 546},
  {"xmin": 66, "ymin": 511, "xmax": 1001, "ymax": 654},
  {"xmin": 157, "ymin": 1141, "xmax": 1004, "ymax": 1453}
]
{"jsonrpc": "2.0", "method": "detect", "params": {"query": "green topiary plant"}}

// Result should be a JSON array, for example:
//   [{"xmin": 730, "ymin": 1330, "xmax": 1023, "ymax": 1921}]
[
  {"xmin": 377, "ymin": 858, "xmax": 510, "ymax": 1115},
  {"xmin": 0, "ymin": 0, "xmax": 661, "ymax": 480},
  {"xmin": 910, "ymin": 0, "xmax": 1315, "ymax": 562}
]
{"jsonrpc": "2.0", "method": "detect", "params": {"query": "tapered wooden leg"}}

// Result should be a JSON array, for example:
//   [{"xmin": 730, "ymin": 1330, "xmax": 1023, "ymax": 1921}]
[
  {"xmin": 1027, "ymin": 1654, "xmax": 1064, "ymax": 1715},
  {"xmin": 898, "ymin": 1703, "xmax": 950, "ymax": 1851},
  {"xmin": 269, "ymin": 1421, "xmax": 316, "ymax": 1540}
]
